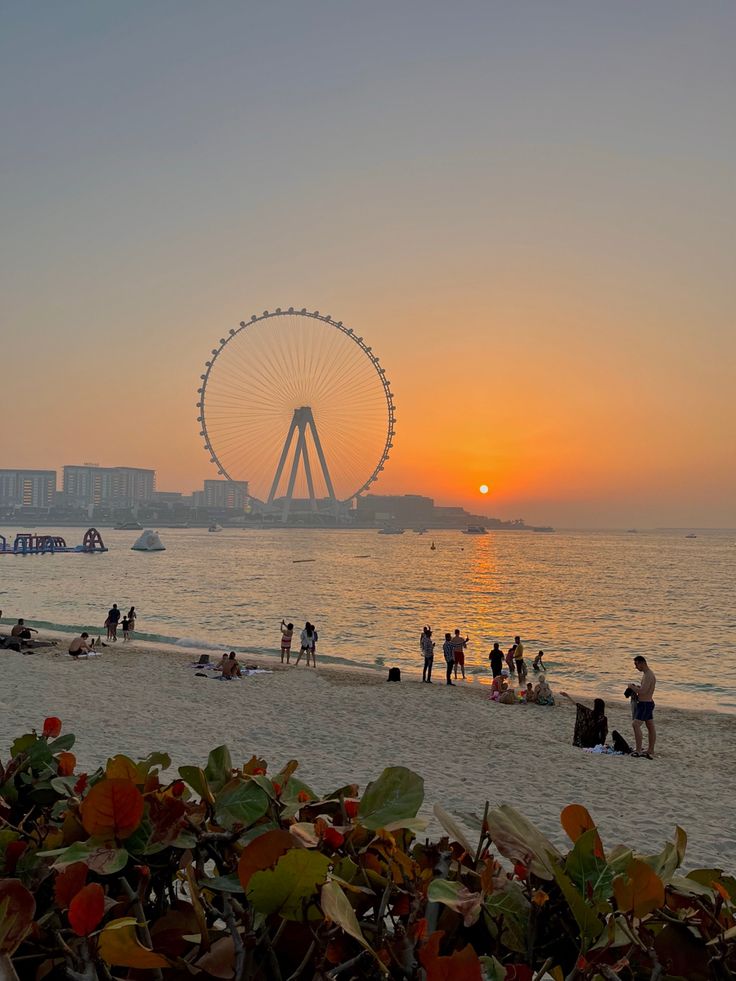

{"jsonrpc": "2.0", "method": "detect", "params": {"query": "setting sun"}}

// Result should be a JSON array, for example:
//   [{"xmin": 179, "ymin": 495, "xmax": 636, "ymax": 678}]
[{"xmin": 479, "ymin": 484, "xmax": 489, "ymax": 494}]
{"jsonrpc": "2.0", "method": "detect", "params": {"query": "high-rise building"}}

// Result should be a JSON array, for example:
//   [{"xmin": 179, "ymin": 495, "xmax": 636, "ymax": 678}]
[
  {"xmin": 63, "ymin": 465, "xmax": 155, "ymax": 507},
  {"xmin": 202, "ymin": 479, "xmax": 249, "ymax": 510},
  {"xmin": 0, "ymin": 469, "xmax": 56, "ymax": 508}
]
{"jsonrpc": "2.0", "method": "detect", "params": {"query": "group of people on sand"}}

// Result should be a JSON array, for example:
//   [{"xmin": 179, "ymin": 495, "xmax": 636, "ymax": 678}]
[
  {"xmin": 279, "ymin": 619, "xmax": 319, "ymax": 667},
  {"xmin": 104, "ymin": 604, "xmax": 137, "ymax": 642},
  {"xmin": 419, "ymin": 626, "xmax": 469, "ymax": 684}
]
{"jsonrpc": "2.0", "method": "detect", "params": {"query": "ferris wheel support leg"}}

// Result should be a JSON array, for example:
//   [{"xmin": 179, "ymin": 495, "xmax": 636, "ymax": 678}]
[
  {"xmin": 306, "ymin": 410, "xmax": 337, "ymax": 503},
  {"xmin": 300, "ymin": 434, "xmax": 318, "ymax": 512},
  {"xmin": 267, "ymin": 414, "xmax": 299, "ymax": 507},
  {"xmin": 282, "ymin": 425, "xmax": 308, "ymax": 522}
]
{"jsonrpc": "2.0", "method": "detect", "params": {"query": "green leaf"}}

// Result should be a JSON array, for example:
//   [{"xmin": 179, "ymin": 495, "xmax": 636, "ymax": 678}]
[
  {"xmin": 205, "ymin": 745, "xmax": 232, "ymax": 792},
  {"xmin": 10, "ymin": 734, "xmax": 36, "ymax": 758},
  {"xmin": 247, "ymin": 849, "xmax": 330, "ymax": 920},
  {"xmin": 321, "ymin": 881, "xmax": 386, "ymax": 973},
  {"xmin": 41, "ymin": 839, "xmax": 129, "ymax": 874},
  {"xmin": 136, "ymin": 751, "xmax": 171, "ymax": 781},
  {"xmin": 202, "ymin": 874, "xmax": 244, "ymax": 893},
  {"xmin": 48, "ymin": 734, "xmax": 76, "ymax": 753},
  {"xmin": 565, "ymin": 829, "xmax": 623, "ymax": 904},
  {"xmin": 552, "ymin": 865, "xmax": 604, "ymax": 949},
  {"xmin": 642, "ymin": 826, "xmax": 687, "ymax": 882},
  {"xmin": 485, "ymin": 805, "xmax": 561, "ymax": 881},
  {"xmin": 358, "ymin": 766, "xmax": 424, "ymax": 831},
  {"xmin": 215, "ymin": 778, "xmax": 270, "ymax": 830},
  {"xmin": 178, "ymin": 766, "xmax": 213, "ymax": 803},
  {"xmin": 483, "ymin": 881, "xmax": 530, "ymax": 953},
  {"xmin": 433, "ymin": 804, "xmax": 475, "ymax": 854},
  {"xmin": 428, "ymin": 879, "xmax": 483, "ymax": 926},
  {"xmin": 479, "ymin": 955, "xmax": 506, "ymax": 981}
]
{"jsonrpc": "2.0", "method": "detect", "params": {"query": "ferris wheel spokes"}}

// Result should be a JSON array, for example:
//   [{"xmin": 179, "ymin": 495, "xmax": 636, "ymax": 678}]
[{"xmin": 266, "ymin": 406, "xmax": 337, "ymax": 521}]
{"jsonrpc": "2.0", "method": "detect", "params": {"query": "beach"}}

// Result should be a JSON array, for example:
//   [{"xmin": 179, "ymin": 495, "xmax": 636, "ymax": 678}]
[{"xmin": 2, "ymin": 633, "xmax": 735, "ymax": 872}]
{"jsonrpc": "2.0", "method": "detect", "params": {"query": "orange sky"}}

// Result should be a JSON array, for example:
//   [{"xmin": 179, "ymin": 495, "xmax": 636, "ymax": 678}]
[{"xmin": 2, "ymin": 4, "xmax": 735, "ymax": 527}]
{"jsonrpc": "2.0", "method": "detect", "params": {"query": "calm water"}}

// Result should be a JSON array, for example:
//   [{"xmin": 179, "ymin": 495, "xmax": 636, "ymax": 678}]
[{"xmin": 1, "ymin": 527, "xmax": 735, "ymax": 712}]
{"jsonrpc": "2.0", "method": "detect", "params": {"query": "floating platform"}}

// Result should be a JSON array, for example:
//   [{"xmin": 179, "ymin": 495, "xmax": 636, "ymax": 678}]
[{"xmin": 0, "ymin": 527, "xmax": 108, "ymax": 555}]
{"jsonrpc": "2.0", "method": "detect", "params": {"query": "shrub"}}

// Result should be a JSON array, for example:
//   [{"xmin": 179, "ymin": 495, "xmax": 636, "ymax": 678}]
[{"xmin": 0, "ymin": 719, "xmax": 734, "ymax": 980}]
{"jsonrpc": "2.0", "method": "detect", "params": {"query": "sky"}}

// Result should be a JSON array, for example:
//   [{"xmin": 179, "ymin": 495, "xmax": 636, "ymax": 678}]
[{"xmin": 1, "ymin": 1, "xmax": 735, "ymax": 528}]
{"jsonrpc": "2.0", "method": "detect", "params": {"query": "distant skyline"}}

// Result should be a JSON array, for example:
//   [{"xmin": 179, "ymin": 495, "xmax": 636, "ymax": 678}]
[{"xmin": 2, "ymin": 2, "xmax": 735, "ymax": 528}]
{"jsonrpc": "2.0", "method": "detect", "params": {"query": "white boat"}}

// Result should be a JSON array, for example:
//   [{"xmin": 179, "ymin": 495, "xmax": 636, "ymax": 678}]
[
  {"xmin": 685, "ymin": 533, "xmax": 697, "ymax": 539},
  {"xmin": 131, "ymin": 530, "xmax": 166, "ymax": 552},
  {"xmin": 378, "ymin": 527, "xmax": 405, "ymax": 535},
  {"xmin": 463, "ymin": 526, "xmax": 488, "ymax": 535},
  {"xmin": 208, "ymin": 524, "xmax": 223, "ymax": 533}
]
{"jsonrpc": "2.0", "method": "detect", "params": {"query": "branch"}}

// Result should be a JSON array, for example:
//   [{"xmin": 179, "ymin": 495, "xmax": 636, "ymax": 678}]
[
  {"xmin": 120, "ymin": 878, "xmax": 162, "ymax": 981},
  {"xmin": 222, "ymin": 896, "xmax": 246, "ymax": 981}
]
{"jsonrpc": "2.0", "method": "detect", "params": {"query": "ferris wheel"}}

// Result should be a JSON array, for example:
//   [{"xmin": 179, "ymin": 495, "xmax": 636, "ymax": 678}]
[{"xmin": 197, "ymin": 308, "xmax": 395, "ymax": 519}]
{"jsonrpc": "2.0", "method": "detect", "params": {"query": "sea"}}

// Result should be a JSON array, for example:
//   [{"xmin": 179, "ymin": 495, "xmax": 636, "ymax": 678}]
[{"xmin": 1, "ymin": 527, "xmax": 734, "ymax": 713}]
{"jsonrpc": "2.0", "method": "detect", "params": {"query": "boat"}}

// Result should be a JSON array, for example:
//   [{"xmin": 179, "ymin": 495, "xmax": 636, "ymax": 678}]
[
  {"xmin": 532, "ymin": 526, "xmax": 554, "ymax": 533},
  {"xmin": 131, "ymin": 530, "xmax": 166, "ymax": 552},
  {"xmin": 208, "ymin": 524, "xmax": 223, "ymax": 533},
  {"xmin": 626, "ymin": 529, "xmax": 638, "ymax": 534},
  {"xmin": 685, "ymin": 533, "xmax": 697, "ymax": 539},
  {"xmin": 463, "ymin": 526, "xmax": 487, "ymax": 535},
  {"xmin": 114, "ymin": 521, "xmax": 143, "ymax": 531},
  {"xmin": 414, "ymin": 528, "xmax": 428, "ymax": 534},
  {"xmin": 378, "ymin": 527, "xmax": 405, "ymax": 535}
]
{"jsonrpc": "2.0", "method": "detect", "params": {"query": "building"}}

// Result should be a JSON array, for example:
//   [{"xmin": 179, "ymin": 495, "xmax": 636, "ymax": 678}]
[
  {"xmin": 63, "ymin": 465, "xmax": 155, "ymax": 508},
  {"xmin": 356, "ymin": 494, "xmax": 435, "ymax": 526},
  {"xmin": 202, "ymin": 479, "xmax": 249, "ymax": 510},
  {"xmin": 0, "ymin": 469, "xmax": 56, "ymax": 509}
]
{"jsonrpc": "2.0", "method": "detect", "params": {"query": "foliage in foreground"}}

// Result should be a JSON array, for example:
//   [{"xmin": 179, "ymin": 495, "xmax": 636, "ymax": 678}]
[{"xmin": 0, "ymin": 720, "xmax": 734, "ymax": 981}]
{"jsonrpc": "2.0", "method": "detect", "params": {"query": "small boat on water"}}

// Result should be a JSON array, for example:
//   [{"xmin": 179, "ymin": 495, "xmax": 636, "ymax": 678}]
[
  {"xmin": 685, "ymin": 533, "xmax": 697, "ymax": 539},
  {"xmin": 208, "ymin": 524, "xmax": 223, "ymax": 533},
  {"xmin": 378, "ymin": 526, "xmax": 405, "ymax": 535},
  {"xmin": 114, "ymin": 521, "xmax": 143, "ymax": 531},
  {"xmin": 131, "ymin": 530, "xmax": 166, "ymax": 552},
  {"xmin": 463, "ymin": 526, "xmax": 487, "ymax": 535},
  {"xmin": 627, "ymin": 529, "xmax": 638, "ymax": 534}
]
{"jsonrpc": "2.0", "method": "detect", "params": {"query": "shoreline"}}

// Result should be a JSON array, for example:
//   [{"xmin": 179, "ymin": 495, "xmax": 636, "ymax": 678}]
[{"xmin": 2, "ymin": 633, "xmax": 736, "ymax": 871}]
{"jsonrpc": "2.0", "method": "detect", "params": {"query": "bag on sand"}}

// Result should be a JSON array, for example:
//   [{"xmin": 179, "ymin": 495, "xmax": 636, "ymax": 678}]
[
  {"xmin": 387, "ymin": 667, "xmax": 401, "ymax": 682},
  {"xmin": 612, "ymin": 730, "xmax": 633, "ymax": 755}
]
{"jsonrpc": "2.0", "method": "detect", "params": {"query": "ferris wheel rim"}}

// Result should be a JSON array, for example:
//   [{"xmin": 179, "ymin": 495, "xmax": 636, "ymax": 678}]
[{"xmin": 195, "ymin": 307, "xmax": 396, "ymax": 504}]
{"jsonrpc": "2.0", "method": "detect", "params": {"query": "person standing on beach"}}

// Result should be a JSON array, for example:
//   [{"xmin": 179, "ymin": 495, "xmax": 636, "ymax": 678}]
[
  {"xmin": 127, "ymin": 607, "xmax": 137, "ymax": 636},
  {"xmin": 121, "ymin": 616, "xmax": 130, "ymax": 641},
  {"xmin": 442, "ymin": 632, "xmax": 455, "ymax": 686},
  {"xmin": 296, "ymin": 623, "xmax": 314, "ymax": 667},
  {"xmin": 452, "ymin": 629, "xmax": 469, "ymax": 680},
  {"xmin": 513, "ymin": 635, "xmax": 526, "ymax": 680},
  {"xmin": 631, "ymin": 656, "xmax": 657, "ymax": 758},
  {"xmin": 489, "ymin": 642, "xmax": 504, "ymax": 677},
  {"xmin": 105, "ymin": 604, "xmax": 121, "ymax": 641},
  {"xmin": 505, "ymin": 643, "xmax": 517, "ymax": 676},
  {"xmin": 420, "ymin": 627, "xmax": 435, "ymax": 682},
  {"xmin": 532, "ymin": 650, "xmax": 545, "ymax": 672},
  {"xmin": 280, "ymin": 621, "xmax": 294, "ymax": 663}
]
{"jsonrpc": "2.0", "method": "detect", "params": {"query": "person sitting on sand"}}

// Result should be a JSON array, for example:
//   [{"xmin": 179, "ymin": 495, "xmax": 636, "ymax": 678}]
[
  {"xmin": 11, "ymin": 619, "xmax": 38, "ymax": 641},
  {"xmin": 489, "ymin": 669, "xmax": 509, "ymax": 700},
  {"xmin": 524, "ymin": 682, "xmax": 537, "ymax": 703},
  {"xmin": 220, "ymin": 652, "xmax": 241, "ymax": 679},
  {"xmin": 532, "ymin": 650, "xmax": 545, "ymax": 672},
  {"xmin": 69, "ymin": 633, "xmax": 94, "ymax": 658},
  {"xmin": 280, "ymin": 621, "xmax": 294, "ymax": 663},
  {"xmin": 534, "ymin": 674, "xmax": 555, "ymax": 705},
  {"xmin": 560, "ymin": 692, "xmax": 608, "ymax": 747},
  {"xmin": 498, "ymin": 686, "xmax": 517, "ymax": 704}
]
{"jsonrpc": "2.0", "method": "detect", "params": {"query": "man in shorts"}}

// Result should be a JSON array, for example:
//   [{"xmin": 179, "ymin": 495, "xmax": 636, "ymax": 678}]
[
  {"xmin": 452, "ymin": 629, "xmax": 468, "ymax": 680},
  {"xmin": 69, "ymin": 633, "xmax": 94, "ymax": 657},
  {"xmin": 631, "ymin": 655, "xmax": 656, "ymax": 758}
]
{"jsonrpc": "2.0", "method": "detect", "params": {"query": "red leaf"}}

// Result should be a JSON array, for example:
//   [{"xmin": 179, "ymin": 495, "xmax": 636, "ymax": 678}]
[
  {"xmin": 148, "ymin": 795, "xmax": 187, "ymax": 845},
  {"xmin": 54, "ymin": 863, "xmax": 88, "ymax": 909},
  {"xmin": 0, "ymin": 879, "xmax": 36, "ymax": 955},
  {"xmin": 4, "ymin": 841, "xmax": 27, "ymax": 875},
  {"xmin": 74, "ymin": 773, "xmax": 88, "ymax": 795},
  {"xmin": 42, "ymin": 717, "xmax": 62, "ymax": 739},
  {"xmin": 237, "ymin": 829, "xmax": 293, "ymax": 890},
  {"xmin": 418, "ymin": 931, "xmax": 483, "ymax": 981},
  {"xmin": 344, "ymin": 799, "xmax": 359, "ymax": 819},
  {"xmin": 57, "ymin": 752, "xmax": 76, "ymax": 776},
  {"xmin": 68, "ymin": 883, "xmax": 105, "ymax": 937},
  {"xmin": 322, "ymin": 827, "xmax": 345, "ymax": 849},
  {"xmin": 80, "ymin": 778, "xmax": 144, "ymax": 840}
]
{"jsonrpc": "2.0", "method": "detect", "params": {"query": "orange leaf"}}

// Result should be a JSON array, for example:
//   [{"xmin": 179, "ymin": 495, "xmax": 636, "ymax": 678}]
[
  {"xmin": 98, "ymin": 917, "xmax": 170, "ymax": 969},
  {"xmin": 42, "ymin": 717, "xmax": 62, "ymax": 739},
  {"xmin": 106, "ymin": 755, "xmax": 139, "ymax": 782},
  {"xmin": 80, "ymin": 778, "xmax": 144, "ymax": 840},
  {"xmin": 0, "ymin": 879, "xmax": 36, "ymax": 955},
  {"xmin": 418, "ymin": 931, "xmax": 483, "ymax": 981},
  {"xmin": 54, "ymin": 863, "xmax": 88, "ymax": 908},
  {"xmin": 57, "ymin": 752, "xmax": 76, "ymax": 776},
  {"xmin": 237, "ymin": 829, "xmax": 293, "ymax": 890},
  {"xmin": 613, "ymin": 858, "xmax": 665, "ymax": 918},
  {"xmin": 560, "ymin": 804, "xmax": 604, "ymax": 859},
  {"xmin": 68, "ymin": 883, "xmax": 105, "ymax": 937}
]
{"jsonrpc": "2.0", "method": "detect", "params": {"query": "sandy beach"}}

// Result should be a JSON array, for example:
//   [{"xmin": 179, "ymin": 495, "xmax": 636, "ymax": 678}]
[{"xmin": 2, "ymin": 633, "xmax": 735, "ymax": 872}]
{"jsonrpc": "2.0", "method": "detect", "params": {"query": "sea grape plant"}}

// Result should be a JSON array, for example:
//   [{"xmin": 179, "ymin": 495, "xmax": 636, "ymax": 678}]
[{"xmin": 0, "ymin": 718, "xmax": 734, "ymax": 980}]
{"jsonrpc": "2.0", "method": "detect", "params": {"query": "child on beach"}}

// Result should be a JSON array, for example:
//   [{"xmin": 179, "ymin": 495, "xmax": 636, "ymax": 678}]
[
  {"xmin": 506, "ymin": 645, "xmax": 517, "ymax": 675},
  {"xmin": 121, "ymin": 616, "xmax": 130, "ymax": 641},
  {"xmin": 280, "ymin": 620, "xmax": 294, "ymax": 663},
  {"xmin": 532, "ymin": 650, "xmax": 545, "ymax": 671}
]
